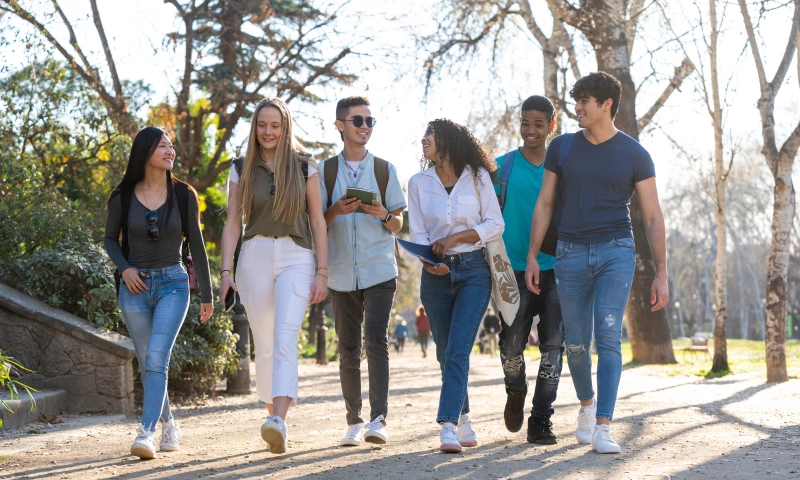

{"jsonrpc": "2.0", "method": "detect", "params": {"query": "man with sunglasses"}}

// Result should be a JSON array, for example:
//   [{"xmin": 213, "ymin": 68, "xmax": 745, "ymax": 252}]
[{"xmin": 320, "ymin": 96, "xmax": 406, "ymax": 447}]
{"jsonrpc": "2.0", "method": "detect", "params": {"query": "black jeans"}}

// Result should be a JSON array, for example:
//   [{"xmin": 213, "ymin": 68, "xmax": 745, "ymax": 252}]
[
  {"xmin": 329, "ymin": 278, "xmax": 397, "ymax": 425},
  {"xmin": 498, "ymin": 269, "xmax": 564, "ymax": 418}
]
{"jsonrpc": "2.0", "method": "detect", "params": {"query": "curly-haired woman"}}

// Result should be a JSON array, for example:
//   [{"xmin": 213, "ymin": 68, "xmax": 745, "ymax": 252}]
[{"xmin": 407, "ymin": 119, "xmax": 504, "ymax": 453}]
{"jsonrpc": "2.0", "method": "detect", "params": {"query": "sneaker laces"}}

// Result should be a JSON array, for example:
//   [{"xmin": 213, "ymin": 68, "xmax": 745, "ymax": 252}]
[
  {"xmin": 441, "ymin": 422, "xmax": 458, "ymax": 441},
  {"xmin": 596, "ymin": 426, "xmax": 616, "ymax": 444},
  {"xmin": 161, "ymin": 422, "xmax": 179, "ymax": 444},
  {"xmin": 365, "ymin": 415, "xmax": 385, "ymax": 431},
  {"xmin": 577, "ymin": 406, "xmax": 595, "ymax": 431},
  {"xmin": 135, "ymin": 425, "xmax": 154, "ymax": 442}
]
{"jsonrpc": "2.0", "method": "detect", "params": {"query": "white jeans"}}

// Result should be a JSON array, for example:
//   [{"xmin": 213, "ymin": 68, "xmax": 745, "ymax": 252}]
[{"xmin": 236, "ymin": 235, "xmax": 314, "ymax": 405}]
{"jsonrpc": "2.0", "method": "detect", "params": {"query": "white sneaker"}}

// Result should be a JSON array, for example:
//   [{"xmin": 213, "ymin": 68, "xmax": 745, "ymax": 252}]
[
  {"xmin": 576, "ymin": 401, "xmax": 596, "ymax": 444},
  {"xmin": 159, "ymin": 419, "xmax": 182, "ymax": 452},
  {"xmin": 439, "ymin": 422, "xmax": 462, "ymax": 453},
  {"xmin": 364, "ymin": 415, "xmax": 388, "ymax": 444},
  {"xmin": 457, "ymin": 414, "xmax": 478, "ymax": 447},
  {"xmin": 592, "ymin": 424, "xmax": 621, "ymax": 453},
  {"xmin": 130, "ymin": 425, "xmax": 157, "ymax": 459},
  {"xmin": 339, "ymin": 422, "xmax": 364, "ymax": 446},
  {"xmin": 261, "ymin": 415, "xmax": 288, "ymax": 454}
]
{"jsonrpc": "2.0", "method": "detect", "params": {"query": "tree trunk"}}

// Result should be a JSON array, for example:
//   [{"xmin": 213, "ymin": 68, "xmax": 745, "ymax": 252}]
[
  {"xmin": 594, "ymin": 33, "xmax": 676, "ymax": 364},
  {"xmin": 765, "ymin": 158, "xmax": 793, "ymax": 382},
  {"xmin": 709, "ymin": 0, "xmax": 729, "ymax": 372}
]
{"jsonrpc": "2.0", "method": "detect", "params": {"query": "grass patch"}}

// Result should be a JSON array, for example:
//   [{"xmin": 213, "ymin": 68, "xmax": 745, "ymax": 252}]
[{"xmin": 522, "ymin": 339, "xmax": 800, "ymax": 379}]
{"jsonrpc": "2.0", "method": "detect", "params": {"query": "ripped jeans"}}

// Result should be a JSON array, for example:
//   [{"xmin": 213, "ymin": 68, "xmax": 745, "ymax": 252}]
[
  {"xmin": 554, "ymin": 238, "xmax": 636, "ymax": 421},
  {"xmin": 498, "ymin": 269, "xmax": 564, "ymax": 418}
]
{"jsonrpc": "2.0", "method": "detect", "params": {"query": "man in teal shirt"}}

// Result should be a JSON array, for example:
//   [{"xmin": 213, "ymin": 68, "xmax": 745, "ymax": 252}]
[{"xmin": 494, "ymin": 95, "xmax": 565, "ymax": 445}]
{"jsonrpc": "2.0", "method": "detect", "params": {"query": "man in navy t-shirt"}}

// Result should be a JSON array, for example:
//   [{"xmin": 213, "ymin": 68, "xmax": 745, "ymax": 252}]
[{"xmin": 524, "ymin": 72, "xmax": 669, "ymax": 454}]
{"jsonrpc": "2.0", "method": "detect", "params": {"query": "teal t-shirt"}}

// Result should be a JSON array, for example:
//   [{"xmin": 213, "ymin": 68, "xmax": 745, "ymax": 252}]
[{"xmin": 494, "ymin": 150, "xmax": 556, "ymax": 272}]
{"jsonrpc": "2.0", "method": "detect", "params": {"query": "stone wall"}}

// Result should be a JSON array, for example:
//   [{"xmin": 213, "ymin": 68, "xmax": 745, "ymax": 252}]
[{"xmin": 0, "ymin": 282, "xmax": 135, "ymax": 415}]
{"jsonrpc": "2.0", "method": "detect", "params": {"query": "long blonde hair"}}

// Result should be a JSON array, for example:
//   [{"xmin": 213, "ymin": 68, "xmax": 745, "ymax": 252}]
[{"xmin": 238, "ymin": 97, "xmax": 310, "ymax": 225}]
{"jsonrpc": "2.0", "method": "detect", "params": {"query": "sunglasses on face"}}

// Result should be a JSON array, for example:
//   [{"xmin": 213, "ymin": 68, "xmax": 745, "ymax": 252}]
[
  {"xmin": 145, "ymin": 210, "xmax": 159, "ymax": 240},
  {"xmin": 339, "ymin": 116, "xmax": 377, "ymax": 128}
]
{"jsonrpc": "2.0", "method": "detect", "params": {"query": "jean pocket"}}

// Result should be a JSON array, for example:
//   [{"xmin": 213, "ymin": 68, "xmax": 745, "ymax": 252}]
[
  {"xmin": 293, "ymin": 282, "xmax": 312, "ymax": 303},
  {"xmin": 555, "ymin": 241, "xmax": 572, "ymax": 259},
  {"xmin": 238, "ymin": 291, "xmax": 252, "ymax": 307},
  {"xmin": 461, "ymin": 255, "xmax": 488, "ymax": 270},
  {"xmin": 611, "ymin": 238, "xmax": 635, "ymax": 249}
]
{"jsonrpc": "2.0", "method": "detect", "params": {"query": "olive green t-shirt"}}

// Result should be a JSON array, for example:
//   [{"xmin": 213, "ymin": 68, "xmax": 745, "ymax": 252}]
[{"xmin": 229, "ymin": 159, "xmax": 318, "ymax": 250}]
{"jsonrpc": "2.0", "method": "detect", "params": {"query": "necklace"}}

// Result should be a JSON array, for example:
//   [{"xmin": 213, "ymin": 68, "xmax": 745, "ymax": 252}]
[{"xmin": 139, "ymin": 184, "xmax": 165, "ymax": 211}]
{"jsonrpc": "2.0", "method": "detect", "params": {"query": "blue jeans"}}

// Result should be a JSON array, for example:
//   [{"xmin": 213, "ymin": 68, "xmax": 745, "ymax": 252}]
[
  {"xmin": 119, "ymin": 264, "xmax": 190, "ymax": 432},
  {"xmin": 554, "ymin": 238, "xmax": 635, "ymax": 420},
  {"xmin": 498, "ymin": 269, "xmax": 564, "ymax": 417},
  {"xmin": 420, "ymin": 249, "xmax": 492, "ymax": 424}
]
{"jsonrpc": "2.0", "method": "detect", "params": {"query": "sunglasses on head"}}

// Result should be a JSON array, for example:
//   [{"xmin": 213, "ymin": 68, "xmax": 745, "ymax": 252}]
[
  {"xmin": 339, "ymin": 115, "xmax": 377, "ymax": 128},
  {"xmin": 145, "ymin": 210, "xmax": 159, "ymax": 240}
]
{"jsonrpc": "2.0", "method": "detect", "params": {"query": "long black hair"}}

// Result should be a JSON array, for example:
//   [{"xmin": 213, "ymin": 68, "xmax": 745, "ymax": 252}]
[
  {"xmin": 108, "ymin": 126, "xmax": 198, "ymax": 222},
  {"xmin": 420, "ymin": 119, "xmax": 497, "ymax": 184}
]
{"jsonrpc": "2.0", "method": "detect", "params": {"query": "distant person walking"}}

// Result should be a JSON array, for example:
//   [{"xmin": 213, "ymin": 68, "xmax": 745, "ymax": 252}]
[
  {"xmin": 394, "ymin": 319, "xmax": 408, "ymax": 352},
  {"xmin": 482, "ymin": 307, "xmax": 500, "ymax": 357},
  {"xmin": 526, "ymin": 72, "xmax": 668, "ymax": 453},
  {"xmin": 104, "ymin": 126, "xmax": 213, "ymax": 460},
  {"xmin": 408, "ymin": 118, "xmax": 504, "ymax": 453},
  {"xmin": 415, "ymin": 305, "xmax": 431, "ymax": 357},
  {"xmin": 219, "ymin": 97, "xmax": 328, "ymax": 454}
]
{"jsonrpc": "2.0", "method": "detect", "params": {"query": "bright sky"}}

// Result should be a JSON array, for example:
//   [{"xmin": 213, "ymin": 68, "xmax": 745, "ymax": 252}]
[{"xmin": 3, "ymin": 0, "xmax": 799, "ymax": 193}]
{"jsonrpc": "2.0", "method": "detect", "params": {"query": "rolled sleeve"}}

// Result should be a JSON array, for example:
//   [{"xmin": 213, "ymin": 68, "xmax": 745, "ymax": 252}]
[
  {"xmin": 407, "ymin": 176, "xmax": 430, "ymax": 245},
  {"xmin": 386, "ymin": 163, "xmax": 407, "ymax": 212}
]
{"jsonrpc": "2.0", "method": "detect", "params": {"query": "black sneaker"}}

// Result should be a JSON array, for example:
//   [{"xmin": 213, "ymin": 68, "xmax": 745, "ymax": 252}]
[
  {"xmin": 503, "ymin": 386, "xmax": 527, "ymax": 432},
  {"xmin": 527, "ymin": 414, "xmax": 557, "ymax": 445}
]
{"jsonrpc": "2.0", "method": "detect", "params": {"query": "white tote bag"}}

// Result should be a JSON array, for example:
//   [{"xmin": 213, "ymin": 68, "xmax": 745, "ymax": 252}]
[{"xmin": 473, "ymin": 175, "xmax": 520, "ymax": 326}]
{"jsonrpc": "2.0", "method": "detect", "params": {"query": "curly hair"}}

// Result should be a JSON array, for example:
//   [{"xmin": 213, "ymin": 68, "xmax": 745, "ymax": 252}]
[
  {"xmin": 570, "ymin": 71, "xmax": 622, "ymax": 119},
  {"xmin": 420, "ymin": 119, "xmax": 497, "ymax": 183}
]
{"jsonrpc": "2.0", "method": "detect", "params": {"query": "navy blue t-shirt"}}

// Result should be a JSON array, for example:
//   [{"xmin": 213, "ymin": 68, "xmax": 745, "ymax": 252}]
[{"xmin": 544, "ymin": 131, "xmax": 655, "ymax": 244}]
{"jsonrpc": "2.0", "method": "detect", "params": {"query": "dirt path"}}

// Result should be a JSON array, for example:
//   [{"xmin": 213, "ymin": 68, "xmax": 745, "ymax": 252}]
[{"xmin": 2, "ymin": 348, "xmax": 799, "ymax": 479}]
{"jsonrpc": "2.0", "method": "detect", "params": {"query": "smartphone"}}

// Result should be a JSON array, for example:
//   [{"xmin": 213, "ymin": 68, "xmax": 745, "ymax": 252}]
[{"xmin": 224, "ymin": 288, "xmax": 237, "ymax": 312}]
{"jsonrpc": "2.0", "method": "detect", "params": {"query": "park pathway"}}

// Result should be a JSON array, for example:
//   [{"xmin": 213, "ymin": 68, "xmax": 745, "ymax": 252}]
[{"xmin": 1, "ymin": 347, "xmax": 798, "ymax": 479}]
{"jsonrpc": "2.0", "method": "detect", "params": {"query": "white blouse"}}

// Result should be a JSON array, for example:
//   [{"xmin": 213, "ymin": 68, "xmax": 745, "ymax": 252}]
[{"xmin": 408, "ymin": 165, "xmax": 505, "ymax": 255}]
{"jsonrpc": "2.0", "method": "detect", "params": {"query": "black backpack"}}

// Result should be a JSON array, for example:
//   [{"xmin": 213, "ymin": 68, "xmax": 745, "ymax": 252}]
[{"xmin": 113, "ymin": 180, "xmax": 193, "ymax": 294}]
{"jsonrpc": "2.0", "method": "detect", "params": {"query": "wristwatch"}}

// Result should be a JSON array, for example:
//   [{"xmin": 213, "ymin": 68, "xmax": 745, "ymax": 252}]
[{"xmin": 382, "ymin": 212, "xmax": 393, "ymax": 224}]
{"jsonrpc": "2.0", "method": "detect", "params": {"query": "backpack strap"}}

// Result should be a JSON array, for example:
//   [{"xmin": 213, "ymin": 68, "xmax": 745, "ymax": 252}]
[
  {"xmin": 324, "ymin": 155, "xmax": 338, "ymax": 209},
  {"xmin": 373, "ymin": 156, "xmax": 390, "ymax": 209},
  {"xmin": 556, "ymin": 133, "xmax": 575, "ymax": 175},
  {"xmin": 232, "ymin": 156, "xmax": 244, "ymax": 177},
  {"xmin": 498, "ymin": 150, "xmax": 516, "ymax": 212},
  {"xmin": 175, "ymin": 181, "xmax": 191, "ymax": 263},
  {"xmin": 119, "ymin": 188, "xmax": 132, "ymax": 260}
]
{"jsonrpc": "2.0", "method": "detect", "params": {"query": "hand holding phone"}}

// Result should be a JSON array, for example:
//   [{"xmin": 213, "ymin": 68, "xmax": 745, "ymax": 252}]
[{"xmin": 224, "ymin": 288, "xmax": 237, "ymax": 312}]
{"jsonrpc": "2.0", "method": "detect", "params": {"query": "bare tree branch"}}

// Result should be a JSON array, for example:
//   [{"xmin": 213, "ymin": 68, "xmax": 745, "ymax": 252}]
[
  {"xmin": 638, "ymin": 56, "xmax": 696, "ymax": 131},
  {"xmin": 89, "ymin": 0, "xmax": 123, "ymax": 99}
]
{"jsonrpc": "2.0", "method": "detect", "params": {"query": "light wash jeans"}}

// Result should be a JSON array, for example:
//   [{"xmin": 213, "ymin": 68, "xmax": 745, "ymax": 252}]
[
  {"xmin": 119, "ymin": 264, "xmax": 190, "ymax": 433},
  {"xmin": 554, "ymin": 238, "xmax": 636, "ymax": 420},
  {"xmin": 236, "ymin": 236, "xmax": 314, "ymax": 405},
  {"xmin": 420, "ymin": 249, "xmax": 492, "ymax": 424}
]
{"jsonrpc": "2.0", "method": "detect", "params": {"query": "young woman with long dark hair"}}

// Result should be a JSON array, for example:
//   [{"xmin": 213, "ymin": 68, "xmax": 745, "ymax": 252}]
[
  {"xmin": 219, "ymin": 97, "xmax": 328, "ymax": 454},
  {"xmin": 407, "ymin": 119, "xmax": 504, "ymax": 453},
  {"xmin": 104, "ymin": 127, "xmax": 213, "ymax": 459}
]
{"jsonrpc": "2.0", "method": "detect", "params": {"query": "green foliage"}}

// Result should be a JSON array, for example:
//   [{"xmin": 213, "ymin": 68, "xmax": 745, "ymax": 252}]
[
  {"xmin": 11, "ymin": 239, "xmax": 123, "ymax": 330},
  {"xmin": 0, "ymin": 59, "xmax": 239, "ymax": 396},
  {"xmin": 0, "ymin": 349, "xmax": 37, "ymax": 428}
]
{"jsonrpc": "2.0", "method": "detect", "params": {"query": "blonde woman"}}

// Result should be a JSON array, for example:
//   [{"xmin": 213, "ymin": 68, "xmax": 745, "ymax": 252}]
[{"xmin": 219, "ymin": 98, "xmax": 328, "ymax": 454}]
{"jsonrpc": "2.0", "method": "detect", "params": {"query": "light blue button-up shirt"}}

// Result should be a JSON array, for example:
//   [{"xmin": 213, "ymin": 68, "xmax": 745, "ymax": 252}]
[{"xmin": 320, "ymin": 152, "xmax": 407, "ymax": 292}]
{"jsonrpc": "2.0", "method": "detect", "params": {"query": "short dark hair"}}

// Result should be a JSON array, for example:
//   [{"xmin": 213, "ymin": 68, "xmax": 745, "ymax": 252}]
[
  {"xmin": 336, "ymin": 96, "xmax": 370, "ymax": 120},
  {"xmin": 520, "ymin": 95, "xmax": 556, "ymax": 123},
  {"xmin": 569, "ymin": 72, "xmax": 621, "ymax": 119}
]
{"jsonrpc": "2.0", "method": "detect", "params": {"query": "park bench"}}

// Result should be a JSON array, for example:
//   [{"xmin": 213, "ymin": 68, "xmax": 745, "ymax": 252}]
[{"xmin": 677, "ymin": 332, "xmax": 712, "ymax": 360}]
